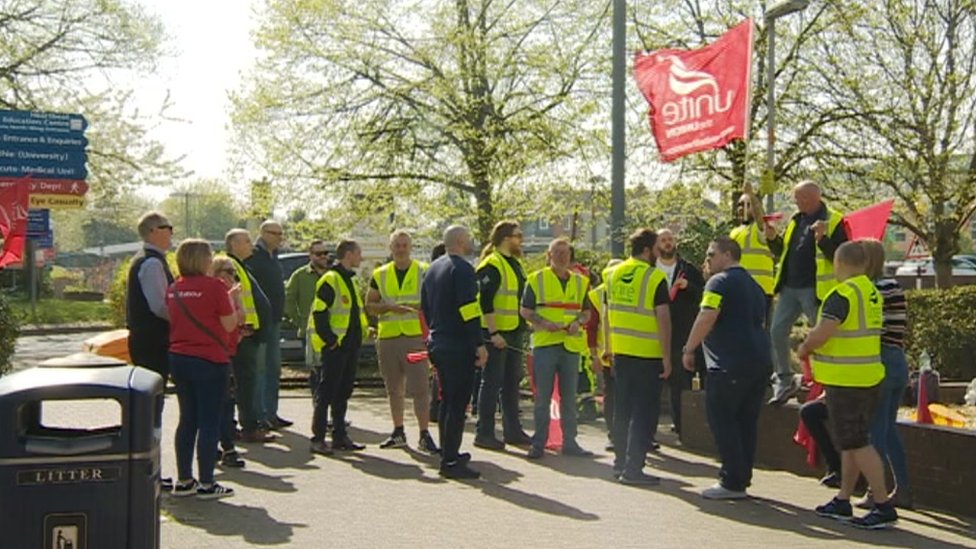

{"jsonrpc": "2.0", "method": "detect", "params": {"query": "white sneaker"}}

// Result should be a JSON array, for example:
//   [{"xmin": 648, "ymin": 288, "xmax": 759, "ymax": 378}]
[{"xmin": 701, "ymin": 483, "xmax": 748, "ymax": 500}]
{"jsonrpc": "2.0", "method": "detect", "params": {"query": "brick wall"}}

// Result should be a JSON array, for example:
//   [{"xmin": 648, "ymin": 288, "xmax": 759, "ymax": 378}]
[{"xmin": 680, "ymin": 390, "xmax": 975, "ymax": 518}]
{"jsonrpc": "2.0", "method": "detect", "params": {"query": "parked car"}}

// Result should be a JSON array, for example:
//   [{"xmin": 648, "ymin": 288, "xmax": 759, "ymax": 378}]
[{"xmin": 894, "ymin": 257, "xmax": 976, "ymax": 277}]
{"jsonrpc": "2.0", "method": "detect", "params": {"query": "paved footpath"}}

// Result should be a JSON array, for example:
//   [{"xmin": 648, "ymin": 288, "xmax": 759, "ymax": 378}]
[{"xmin": 159, "ymin": 389, "xmax": 975, "ymax": 549}]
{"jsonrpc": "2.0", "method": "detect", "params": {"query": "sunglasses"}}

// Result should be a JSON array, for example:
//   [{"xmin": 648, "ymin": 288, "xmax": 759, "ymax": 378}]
[{"xmin": 155, "ymin": 224, "xmax": 173, "ymax": 232}]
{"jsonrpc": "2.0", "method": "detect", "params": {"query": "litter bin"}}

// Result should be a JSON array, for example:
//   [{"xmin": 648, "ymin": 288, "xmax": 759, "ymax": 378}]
[{"xmin": 0, "ymin": 363, "xmax": 163, "ymax": 549}]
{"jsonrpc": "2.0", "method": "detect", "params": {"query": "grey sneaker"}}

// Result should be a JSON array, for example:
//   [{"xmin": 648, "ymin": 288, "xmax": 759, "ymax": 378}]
[
  {"xmin": 701, "ymin": 483, "xmax": 748, "ymax": 500},
  {"xmin": 768, "ymin": 376, "xmax": 800, "ymax": 405},
  {"xmin": 380, "ymin": 431, "xmax": 407, "ymax": 449},
  {"xmin": 418, "ymin": 431, "xmax": 440, "ymax": 454}
]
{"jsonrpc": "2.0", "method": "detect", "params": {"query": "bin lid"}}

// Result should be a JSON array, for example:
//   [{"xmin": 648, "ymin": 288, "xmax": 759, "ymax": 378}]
[
  {"xmin": 39, "ymin": 352, "xmax": 128, "ymax": 368},
  {"xmin": 0, "ymin": 365, "xmax": 157, "ymax": 398}
]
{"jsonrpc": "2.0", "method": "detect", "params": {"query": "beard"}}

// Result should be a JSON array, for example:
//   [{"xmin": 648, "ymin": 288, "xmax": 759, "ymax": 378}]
[{"xmin": 659, "ymin": 248, "xmax": 676, "ymax": 260}]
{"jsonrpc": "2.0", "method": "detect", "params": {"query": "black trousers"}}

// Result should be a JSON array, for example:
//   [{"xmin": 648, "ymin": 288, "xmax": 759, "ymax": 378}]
[
  {"xmin": 430, "ymin": 346, "xmax": 476, "ymax": 466},
  {"xmin": 311, "ymin": 343, "xmax": 361, "ymax": 441},
  {"xmin": 129, "ymin": 337, "xmax": 170, "ymax": 384},
  {"xmin": 220, "ymin": 371, "xmax": 238, "ymax": 452},
  {"xmin": 602, "ymin": 366, "xmax": 615, "ymax": 441},
  {"xmin": 705, "ymin": 370, "xmax": 767, "ymax": 491},
  {"xmin": 799, "ymin": 398, "xmax": 841, "ymax": 473},
  {"xmin": 612, "ymin": 356, "xmax": 662, "ymax": 475},
  {"xmin": 477, "ymin": 330, "xmax": 525, "ymax": 440}
]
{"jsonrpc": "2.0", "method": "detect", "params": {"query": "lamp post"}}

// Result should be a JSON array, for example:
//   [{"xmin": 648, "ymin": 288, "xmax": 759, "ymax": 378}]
[
  {"xmin": 610, "ymin": 0, "xmax": 626, "ymax": 256},
  {"xmin": 764, "ymin": 0, "xmax": 809, "ymax": 212},
  {"xmin": 169, "ymin": 191, "xmax": 197, "ymax": 237}
]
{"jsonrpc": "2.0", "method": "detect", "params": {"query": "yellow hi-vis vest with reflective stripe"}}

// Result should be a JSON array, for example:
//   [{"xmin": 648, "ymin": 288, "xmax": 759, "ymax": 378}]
[
  {"xmin": 527, "ymin": 267, "xmax": 589, "ymax": 353},
  {"xmin": 372, "ymin": 260, "xmax": 427, "ymax": 339},
  {"xmin": 811, "ymin": 275, "xmax": 884, "ymax": 388},
  {"xmin": 588, "ymin": 284, "xmax": 610, "ymax": 367},
  {"xmin": 730, "ymin": 222, "xmax": 775, "ymax": 295},
  {"xmin": 774, "ymin": 207, "xmax": 844, "ymax": 301},
  {"xmin": 606, "ymin": 257, "xmax": 666, "ymax": 359},
  {"xmin": 223, "ymin": 254, "xmax": 259, "ymax": 329},
  {"xmin": 308, "ymin": 270, "xmax": 368, "ymax": 352},
  {"xmin": 478, "ymin": 251, "xmax": 523, "ymax": 331}
]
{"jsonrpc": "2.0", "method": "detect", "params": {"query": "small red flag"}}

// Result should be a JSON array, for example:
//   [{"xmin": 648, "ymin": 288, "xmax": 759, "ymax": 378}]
[
  {"xmin": 843, "ymin": 199, "xmax": 895, "ymax": 241},
  {"xmin": 634, "ymin": 19, "xmax": 754, "ymax": 162},
  {"xmin": 916, "ymin": 370, "xmax": 934, "ymax": 424},
  {"xmin": 0, "ymin": 180, "xmax": 30, "ymax": 269}
]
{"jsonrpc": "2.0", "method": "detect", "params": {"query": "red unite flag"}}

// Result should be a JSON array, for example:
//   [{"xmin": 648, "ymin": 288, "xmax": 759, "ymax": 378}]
[
  {"xmin": 0, "ymin": 180, "xmax": 30, "ymax": 268},
  {"xmin": 634, "ymin": 19, "xmax": 754, "ymax": 162}
]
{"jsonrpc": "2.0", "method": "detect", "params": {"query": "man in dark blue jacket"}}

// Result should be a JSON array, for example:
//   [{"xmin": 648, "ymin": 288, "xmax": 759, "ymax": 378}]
[{"xmin": 422, "ymin": 225, "xmax": 488, "ymax": 479}]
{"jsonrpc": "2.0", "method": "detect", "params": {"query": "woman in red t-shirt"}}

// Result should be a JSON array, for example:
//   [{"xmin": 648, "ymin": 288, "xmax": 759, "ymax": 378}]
[{"xmin": 166, "ymin": 239, "xmax": 239, "ymax": 500}]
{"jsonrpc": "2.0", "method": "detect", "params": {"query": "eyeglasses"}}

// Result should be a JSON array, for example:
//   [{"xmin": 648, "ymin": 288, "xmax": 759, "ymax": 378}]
[{"xmin": 155, "ymin": 224, "xmax": 173, "ymax": 232}]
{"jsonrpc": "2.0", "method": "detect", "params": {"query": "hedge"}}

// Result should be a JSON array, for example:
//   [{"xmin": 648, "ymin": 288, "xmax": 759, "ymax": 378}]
[
  {"xmin": 0, "ymin": 293, "xmax": 21, "ymax": 376},
  {"xmin": 905, "ymin": 286, "xmax": 976, "ymax": 381}
]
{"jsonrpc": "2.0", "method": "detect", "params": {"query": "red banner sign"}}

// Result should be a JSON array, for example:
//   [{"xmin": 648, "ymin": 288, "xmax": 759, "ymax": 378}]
[
  {"xmin": 0, "ymin": 176, "xmax": 88, "ymax": 195},
  {"xmin": 634, "ymin": 19, "xmax": 754, "ymax": 162},
  {"xmin": 0, "ymin": 180, "xmax": 30, "ymax": 268}
]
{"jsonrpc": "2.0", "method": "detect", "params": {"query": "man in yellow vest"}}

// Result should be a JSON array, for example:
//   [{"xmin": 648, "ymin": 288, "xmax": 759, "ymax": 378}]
[
  {"xmin": 768, "ymin": 181, "xmax": 848, "ymax": 405},
  {"xmin": 309, "ymin": 239, "xmax": 369, "ymax": 455},
  {"xmin": 475, "ymin": 220, "xmax": 531, "ymax": 449},
  {"xmin": 366, "ymin": 230, "xmax": 439, "ymax": 454},
  {"xmin": 798, "ymin": 241, "xmax": 897, "ymax": 529},
  {"xmin": 606, "ymin": 229, "xmax": 672, "ymax": 486},
  {"xmin": 520, "ymin": 238, "xmax": 594, "ymax": 459},
  {"xmin": 729, "ymin": 181, "xmax": 775, "ymax": 323},
  {"xmin": 225, "ymin": 229, "xmax": 275, "ymax": 443}
]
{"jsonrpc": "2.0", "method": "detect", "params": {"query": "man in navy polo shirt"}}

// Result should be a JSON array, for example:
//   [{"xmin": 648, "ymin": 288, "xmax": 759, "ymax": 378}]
[{"xmin": 681, "ymin": 237, "xmax": 772, "ymax": 500}]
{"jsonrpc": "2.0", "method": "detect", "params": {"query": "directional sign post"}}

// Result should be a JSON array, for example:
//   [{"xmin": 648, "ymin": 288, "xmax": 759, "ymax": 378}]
[{"xmin": 0, "ymin": 109, "xmax": 89, "ymax": 312}]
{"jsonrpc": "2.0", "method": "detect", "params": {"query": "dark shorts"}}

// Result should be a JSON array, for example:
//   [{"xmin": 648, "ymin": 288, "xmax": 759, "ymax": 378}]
[{"xmin": 825, "ymin": 384, "xmax": 881, "ymax": 450}]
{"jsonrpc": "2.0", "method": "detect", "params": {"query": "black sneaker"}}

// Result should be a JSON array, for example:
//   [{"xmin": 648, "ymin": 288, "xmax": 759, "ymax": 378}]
[
  {"xmin": 220, "ymin": 450, "xmax": 246, "ymax": 468},
  {"xmin": 815, "ymin": 497, "xmax": 853, "ymax": 520},
  {"xmin": 310, "ymin": 439, "xmax": 333, "ymax": 456},
  {"xmin": 172, "ymin": 479, "xmax": 199, "ymax": 497},
  {"xmin": 819, "ymin": 472, "xmax": 842, "ymax": 489},
  {"xmin": 418, "ymin": 431, "xmax": 440, "ymax": 454},
  {"xmin": 333, "ymin": 435, "xmax": 366, "ymax": 451},
  {"xmin": 161, "ymin": 477, "xmax": 174, "ymax": 492},
  {"xmin": 619, "ymin": 471, "xmax": 661, "ymax": 486},
  {"xmin": 273, "ymin": 416, "xmax": 294, "ymax": 428},
  {"xmin": 504, "ymin": 432, "xmax": 533, "ymax": 446},
  {"xmin": 562, "ymin": 444, "xmax": 594, "ymax": 458},
  {"xmin": 197, "ymin": 482, "xmax": 235, "ymax": 500},
  {"xmin": 457, "ymin": 452, "xmax": 472, "ymax": 465},
  {"xmin": 379, "ymin": 431, "xmax": 407, "ymax": 449},
  {"xmin": 851, "ymin": 504, "xmax": 898, "ymax": 530},
  {"xmin": 473, "ymin": 436, "xmax": 505, "ymax": 450},
  {"xmin": 439, "ymin": 462, "xmax": 480, "ymax": 479},
  {"xmin": 527, "ymin": 446, "xmax": 544, "ymax": 459}
]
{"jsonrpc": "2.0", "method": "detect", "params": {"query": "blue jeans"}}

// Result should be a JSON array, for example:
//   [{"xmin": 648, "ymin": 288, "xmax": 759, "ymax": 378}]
[
  {"xmin": 530, "ymin": 345, "xmax": 580, "ymax": 450},
  {"xmin": 170, "ymin": 353, "xmax": 229, "ymax": 484},
  {"xmin": 263, "ymin": 321, "xmax": 283, "ymax": 421},
  {"xmin": 770, "ymin": 286, "xmax": 819, "ymax": 385},
  {"xmin": 870, "ymin": 344, "xmax": 910, "ymax": 491}
]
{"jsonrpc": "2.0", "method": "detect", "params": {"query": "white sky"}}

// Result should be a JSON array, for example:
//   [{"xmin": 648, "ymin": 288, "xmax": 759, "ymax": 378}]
[{"xmin": 135, "ymin": 0, "xmax": 259, "ymax": 194}]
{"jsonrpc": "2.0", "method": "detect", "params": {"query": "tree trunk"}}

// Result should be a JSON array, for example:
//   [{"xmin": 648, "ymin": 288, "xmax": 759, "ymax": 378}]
[
  {"xmin": 472, "ymin": 175, "xmax": 493, "ymax": 245},
  {"xmin": 932, "ymin": 221, "xmax": 960, "ymax": 289}
]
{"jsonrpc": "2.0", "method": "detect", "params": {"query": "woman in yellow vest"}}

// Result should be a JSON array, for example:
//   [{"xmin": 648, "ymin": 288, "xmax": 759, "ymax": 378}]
[
  {"xmin": 797, "ymin": 241, "xmax": 897, "ymax": 529},
  {"xmin": 520, "ymin": 238, "xmax": 594, "ymax": 459},
  {"xmin": 474, "ymin": 220, "xmax": 531, "ymax": 449}
]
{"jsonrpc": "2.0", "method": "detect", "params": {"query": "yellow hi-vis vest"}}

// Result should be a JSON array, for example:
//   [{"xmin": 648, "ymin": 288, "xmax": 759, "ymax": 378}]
[
  {"xmin": 811, "ymin": 275, "xmax": 884, "ymax": 388},
  {"xmin": 308, "ymin": 270, "xmax": 368, "ymax": 351},
  {"xmin": 588, "ymin": 284, "xmax": 610, "ymax": 367},
  {"xmin": 223, "ymin": 254, "xmax": 259, "ymax": 329},
  {"xmin": 478, "ymin": 251, "xmax": 523, "ymax": 331},
  {"xmin": 774, "ymin": 206, "xmax": 844, "ymax": 300},
  {"xmin": 372, "ymin": 260, "xmax": 427, "ymax": 339},
  {"xmin": 606, "ymin": 257, "xmax": 666, "ymax": 359},
  {"xmin": 730, "ymin": 222, "xmax": 775, "ymax": 295},
  {"xmin": 527, "ymin": 267, "xmax": 589, "ymax": 353}
]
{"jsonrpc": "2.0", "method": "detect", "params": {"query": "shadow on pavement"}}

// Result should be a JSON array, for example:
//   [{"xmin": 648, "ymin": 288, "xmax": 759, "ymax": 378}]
[
  {"xmin": 218, "ymin": 468, "xmax": 299, "ymax": 493},
  {"xmin": 237, "ymin": 430, "xmax": 319, "ymax": 471},
  {"xmin": 652, "ymin": 475, "xmax": 970, "ymax": 548},
  {"xmin": 470, "ymin": 460, "xmax": 600, "ymax": 522},
  {"xmin": 332, "ymin": 451, "xmax": 442, "ymax": 484},
  {"xmin": 900, "ymin": 510, "xmax": 975, "ymax": 540},
  {"xmin": 162, "ymin": 497, "xmax": 305, "ymax": 546}
]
